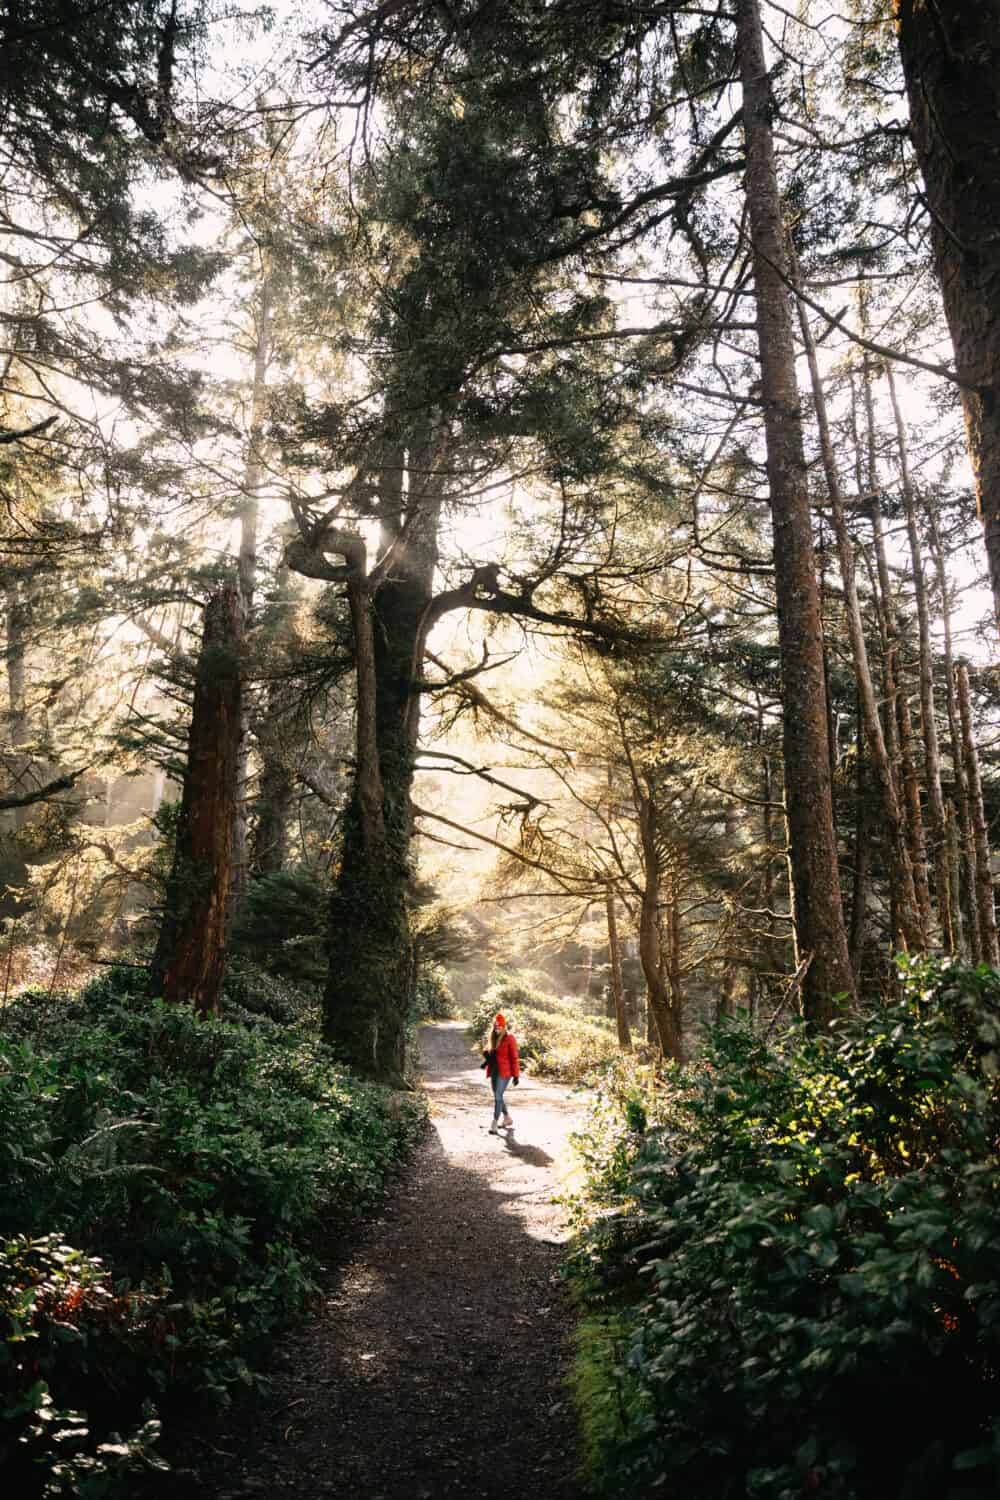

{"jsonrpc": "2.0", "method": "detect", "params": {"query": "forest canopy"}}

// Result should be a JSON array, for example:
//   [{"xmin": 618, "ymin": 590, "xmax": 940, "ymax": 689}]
[{"xmin": 0, "ymin": 0, "xmax": 998, "ymax": 1068}]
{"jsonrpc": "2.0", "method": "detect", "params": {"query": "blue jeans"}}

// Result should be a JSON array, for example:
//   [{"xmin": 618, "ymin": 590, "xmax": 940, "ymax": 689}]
[{"xmin": 492, "ymin": 1074, "xmax": 512, "ymax": 1120}]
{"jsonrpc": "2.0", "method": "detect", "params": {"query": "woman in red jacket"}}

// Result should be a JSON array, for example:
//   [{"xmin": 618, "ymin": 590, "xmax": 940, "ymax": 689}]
[{"xmin": 485, "ymin": 1013, "xmax": 519, "ymax": 1134}]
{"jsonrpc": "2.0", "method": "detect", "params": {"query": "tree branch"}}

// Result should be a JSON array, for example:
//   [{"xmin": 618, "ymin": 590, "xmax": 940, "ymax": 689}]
[
  {"xmin": 0, "ymin": 770, "xmax": 81, "ymax": 811},
  {"xmin": 412, "ymin": 804, "xmax": 599, "ymax": 895},
  {"xmin": 0, "ymin": 415, "xmax": 57, "ymax": 445},
  {"xmin": 415, "ymin": 750, "xmax": 546, "ymax": 810}
]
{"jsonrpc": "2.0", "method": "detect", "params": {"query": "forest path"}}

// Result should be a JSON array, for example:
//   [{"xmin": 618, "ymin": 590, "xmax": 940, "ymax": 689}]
[{"xmin": 157, "ymin": 1022, "xmax": 588, "ymax": 1500}]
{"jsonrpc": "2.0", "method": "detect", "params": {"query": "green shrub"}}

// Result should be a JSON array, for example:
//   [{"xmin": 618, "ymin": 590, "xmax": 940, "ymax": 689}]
[
  {"xmin": 413, "ymin": 961, "xmax": 456, "ymax": 1020},
  {"xmin": 568, "ymin": 958, "xmax": 1000, "ymax": 1499},
  {"xmin": 229, "ymin": 867, "xmax": 330, "ymax": 986},
  {"xmin": 1, "ymin": 1234, "xmax": 166, "ymax": 1497},
  {"xmin": 468, "ymin": 971, "xmax": 620, "ymax": 1083},
  {"xmin": 0, "ymin": 970, "xmax": 425, "ymax": 1493},
  {"xmin": 222, "ymin": 962, "xmax": 321, "ymax": 1027}
]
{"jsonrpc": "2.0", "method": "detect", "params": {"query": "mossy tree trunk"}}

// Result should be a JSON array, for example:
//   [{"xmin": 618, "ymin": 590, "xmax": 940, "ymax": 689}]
[
  {"xmin": 151, "ymin": 586, "xmax": 243, "ymax": 1016},
  {"xmin": 294, "ymin": 431, "xmax": 445, "ymax": 1082},
  {"xmin": 250, "ymin": 754, "xmax": 294, "ymax": 876}
]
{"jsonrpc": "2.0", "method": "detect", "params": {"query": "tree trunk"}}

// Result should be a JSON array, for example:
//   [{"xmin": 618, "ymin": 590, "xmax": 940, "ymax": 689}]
[
  {"xmin": 736, "ymin": 0, "xmax": 854, "ymax": 1021},
  {"xmin": 324, "ymin": 431, "xmax": 446, "ymax": 1080},
  {"xmin": 151, "ymin": 587, "xmax": 243, "ymax": 1016},
  {"xmin": 324, "ymin": 568, "xmax": 409, "ymax": 1079},
  {"xmin": 230, "ymin": 275, "xmax": 272, "ymax": 924},
  {"xmin": 716, "ymin": 961, "xmax": 738, "ymax": 1023},
  {"xmin": 857, "ymin": 357, "xmax": 905, "ymax": 817},
  {"xmin": 946, "ymin": 799, "xmax": 966, "ymax": 959},
  {"xmin": 886, "ymin": 364, "xmax": 952, "ymax": 947},
  {"xmin": 604, "ymin": 883, "xmax": 632, "ymax": 1051},
  {"xmin": 895, "ymin": 0, "xmax": 1000, "ymax": 631},
  {"xmin": 666, "ymin": 878, "xmax": 687, "ymax": 1035},
  {"xmin": 849, "ymin": 703, "xmax": 874, "ymax": 981},
  {"xmin": 760, "ymin": 744, "xmax": 791, "ymax": 980},
  {"xmin": 926, "ymin": 503, "xmax": 980, "ymax": 961},
  {"xmin": 865, "ymin": 418, "xmax": 932, "ymax": 942},
  {"xmin": 635, "ymin": 790, "xmax": 683, "ymax": 1062},
  {"xmin": 791, "ymin": 253, "xmax": 923, "ymax": 950},
  {"xmin": 251, "ymin": 757, "xmax": 294, "ymax": 876},
  {"xmin": 897, "ymin": 685, "xmax": 932, "ymax": 937},
  {"xmin": 4, "ymin": 584, "xmax": 30, "ymax": 832},
  {"xmin": 956, "ymin": 663, "xmax": 999, "ymax": 967}
]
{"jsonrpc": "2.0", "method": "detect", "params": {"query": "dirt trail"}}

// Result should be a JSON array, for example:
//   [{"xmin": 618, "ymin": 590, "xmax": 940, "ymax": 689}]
[{"xmin": 153, "ymin": 1022, "xmax": 587, "ymax": 1500}]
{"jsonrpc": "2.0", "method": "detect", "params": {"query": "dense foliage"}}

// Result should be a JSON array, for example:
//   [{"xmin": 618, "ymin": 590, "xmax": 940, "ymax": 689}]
[
  {"xmin": 413, "ymin": 962, "xmax": 457, "ymax": 1021},
  {"xmin": 567, "ymin": 960, "xmax": 1000, "ymax": 1498},
  {"xmin": 0, "ymin": 970, "xmax": 425, "ymax": 1496},
  {"xmin": 469, "ymin": 972, "xmax": 620, "ymax": 1083}
]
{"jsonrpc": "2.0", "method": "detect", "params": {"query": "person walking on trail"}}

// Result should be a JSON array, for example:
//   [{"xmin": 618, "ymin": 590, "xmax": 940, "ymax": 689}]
[{"xmin": 483, "ymin": 1013, "xmax": 519, "ymax": 1134}]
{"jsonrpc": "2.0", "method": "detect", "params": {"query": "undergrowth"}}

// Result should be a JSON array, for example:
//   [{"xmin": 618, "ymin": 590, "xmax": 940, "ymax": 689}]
[
  {"xmin": 566, "ymin": 957, "xmax": 1000, "ymax": 1499},
  {"xmin": 468, "ymin": 971, "xmax": 620, "ymax": 1083},
  {"xmin": 0, "ymin": 964, "xmax": 425, "ymax": 1496}
]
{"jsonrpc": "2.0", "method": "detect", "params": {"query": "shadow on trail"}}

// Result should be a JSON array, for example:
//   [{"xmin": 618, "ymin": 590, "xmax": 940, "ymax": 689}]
[{"xmin": 502, "ymin": 1131, "xmax": 555, "ymax": 1168}]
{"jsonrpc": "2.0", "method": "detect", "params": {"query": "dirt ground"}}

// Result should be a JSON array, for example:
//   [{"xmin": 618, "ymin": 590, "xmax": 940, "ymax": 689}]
[{"xmin": 138, "ymin": 1022, "xmax": 589, "ymax": 1499}]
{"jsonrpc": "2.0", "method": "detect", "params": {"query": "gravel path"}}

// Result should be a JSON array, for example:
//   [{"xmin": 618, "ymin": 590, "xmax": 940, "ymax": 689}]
[{"xmin": 148, "ymin": 1022, "xmax": 588, "ymax": 1499}]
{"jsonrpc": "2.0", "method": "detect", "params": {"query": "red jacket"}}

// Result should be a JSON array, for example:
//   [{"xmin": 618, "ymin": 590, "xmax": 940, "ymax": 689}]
[{"xmin": 494, "ymin": 1031, "xmax": 520, "ymax": 1080}]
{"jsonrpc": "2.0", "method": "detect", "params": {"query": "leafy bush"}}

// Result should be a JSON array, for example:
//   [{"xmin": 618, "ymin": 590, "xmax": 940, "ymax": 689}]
[
  {"xmin": 468, "ymin": 971, "xmax": 621, "ymax": 1083},
  {"xmin": 0, "ymin": 970, "xmax": 425, "ymax": 1493},
  {"xmin": 1, "ymin": 1235, "xmax": 166, "ymax": 1497},
  {"xmin": 568, "ymin": 958, "xmax": 1000, "ymax": 1499},
  {"xmin": 222, "ymin": 962, "xmax": 321, "ymax": 1027},
  {"xmin": 413, "ymin": 961, "xmax": 456, "ymax": 1020}
]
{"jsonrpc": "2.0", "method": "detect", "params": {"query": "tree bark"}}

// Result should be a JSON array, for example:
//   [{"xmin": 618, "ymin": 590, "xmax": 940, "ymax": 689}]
[
  {"xmin": 956, "ymin": 663, "xmax": 999, "ymax": 967},
  {"xmin": 230, "ymin": 274, "xmax": 272, "ymax": 923},
  {"xmin": 666, "ymin": 878, "xmax": 687, "ymax": 1036},
  {"xmin": 791, "ymin": 253, "xmax": 923, "ymax": 950},
  {"xmin": 946, "ymin": 798, "xmax": 966, "ymax": 959},
  {"xmin": 634, "ymin": 785, "xmax": 683, "ymax": 1062},
  {"xmin": 322, "ymin": 430, "xmax": 446, "ymax": 1081},
  {"xmin": 716, "ymin": 961, "xmax": 738, "ymax": 1023},
  {"xmin": 863, "ymin": 382, "xmax": 932, "ymax": 942},
  {"xmin": 604, "ymin": 882, "xmax": 632, "ymax": 1051},
  {"xmin": 897, "ymin": 684, "xmax": 932, "ymax": 937},
  {"xmin": 736, "ymin": 0, "xmax": 854, "ymax": 1021},
  {"xmin": 895, "ymin": 0, "xmax": 1000, "ymax": 631},
  {"xmin": 4, "ymin": 583, "xmax": 30, "ymax": 833},
  {"xmin": 886, "ymin": 364, "xmax": 952, "ymax": 946},
  {"xmin": 759, "ymin": 740, "xmax": 791, "ymax": 982},
  {"xmin": 849, "ymin": 697, "xmax": 874, "ymax": 981},
  {"xmin": 925, "ymin": 503, "xmax": 979, "ymax": 961},
  {"xmin": 322, "ymin": 558, "xmax": 408, "ymax": 1080},
  {"xmin": 151, "ymin": 587, "xmax": 243, "ymax": 1016},
  {"xmin": 251, "ymin": 757, "xmax": 294, "ymax": 876}
]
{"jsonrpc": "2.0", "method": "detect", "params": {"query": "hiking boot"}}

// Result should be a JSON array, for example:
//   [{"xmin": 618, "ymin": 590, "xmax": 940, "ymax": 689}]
[
  {"xmin": 489, "ymin": 1122, "xmax": 499, "ymax": 1135},
  {"xmin": 502, "ymin": 1114, "xmax": 514, "ymax": 1127}
]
